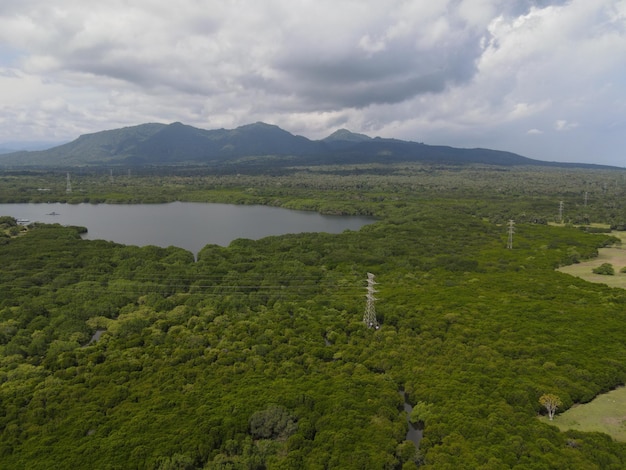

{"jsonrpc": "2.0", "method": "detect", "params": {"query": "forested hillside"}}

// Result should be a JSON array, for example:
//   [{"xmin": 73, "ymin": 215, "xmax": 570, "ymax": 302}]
[
  {"xmin": 0, "ymin": 121, "xmax": 599, "ymax": 168},
  {"xmin": 2, "ymin": 164, "xmax": 626, "ymax": 468}
]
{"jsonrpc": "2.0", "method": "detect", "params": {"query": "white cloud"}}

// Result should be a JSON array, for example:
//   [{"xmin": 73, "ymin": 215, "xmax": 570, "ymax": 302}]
[
  {"xmin": 457, "ymin": 0, "xmax": 498, "ymax": 28},
  {"xmin": 0, "ymin": 0, "xmax": 624, "ymax": 165},
  {"xmin": 358, "ymin": 34, "xmax": 387, "ymax": 55},
  {"xmin": 555, "ymin": 120, "xmax": 579, "ymax": 131}
]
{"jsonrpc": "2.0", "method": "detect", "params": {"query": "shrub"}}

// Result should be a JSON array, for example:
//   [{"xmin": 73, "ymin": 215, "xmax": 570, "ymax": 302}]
[
  {"xmin": 593, "ymin": 263, "xmax": 615, "ymax": 275},
  {"xmin": 249, "ymin": 405, "xmax": 297, "ymax": 440}
]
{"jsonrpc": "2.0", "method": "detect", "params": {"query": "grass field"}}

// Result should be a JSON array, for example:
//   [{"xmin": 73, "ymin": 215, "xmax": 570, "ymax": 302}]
[
  {"xmin": 540, "ymin": 387, "xmax": 626, "ymax": 442},
  {"xmin": 558, "ymin": 231, "xmax": 626, "ymax": 289},
  {"xmin": 548, "ymin": 232, "xmax": 626, "ymax": 441}
]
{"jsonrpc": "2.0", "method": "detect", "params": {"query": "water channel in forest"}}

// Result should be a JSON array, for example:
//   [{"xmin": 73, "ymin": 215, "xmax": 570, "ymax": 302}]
[{"xmin": 400, "ymin": 391, "xmax": 423, "ymax": 449}]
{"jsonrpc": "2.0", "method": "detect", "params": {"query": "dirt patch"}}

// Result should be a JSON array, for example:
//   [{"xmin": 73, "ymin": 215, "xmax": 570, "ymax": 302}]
[{"xmin": 602, "ymin": 416, "xmax": 626, "ymax": 427}]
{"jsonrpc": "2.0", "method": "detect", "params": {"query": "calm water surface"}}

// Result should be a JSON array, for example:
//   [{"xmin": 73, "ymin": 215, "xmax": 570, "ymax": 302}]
[
  {"xmin": 400, "ymin": 392, "xmax": 423, "ymax": 449},
  {"xmin": 1, "ymin": 202, "xmax": 373, "ymax": 255}
]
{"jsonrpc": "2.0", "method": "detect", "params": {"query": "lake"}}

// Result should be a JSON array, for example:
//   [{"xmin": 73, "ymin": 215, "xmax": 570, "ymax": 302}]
[{"xmin": 0, "ymin": 202, "xmax": 374, "ymax": 255}]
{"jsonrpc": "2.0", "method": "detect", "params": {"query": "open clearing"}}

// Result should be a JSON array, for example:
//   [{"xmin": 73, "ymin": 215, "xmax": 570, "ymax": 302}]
[
  {"xmin": 547, "ymin": 232, "xmax": 626, "ymax": 441},
  {"xmin": 540, "ymin": 387, "xmax": 626, "ymax": 442},
  {"xmin": 558, "ymin": 231, "xmax": 626, "ymax": 289}
]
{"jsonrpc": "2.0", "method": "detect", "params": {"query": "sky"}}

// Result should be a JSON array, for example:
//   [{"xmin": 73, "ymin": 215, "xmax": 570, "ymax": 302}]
[{"xmin": 0, "ymin": 0, "xmax": 625, "ymax": 166}]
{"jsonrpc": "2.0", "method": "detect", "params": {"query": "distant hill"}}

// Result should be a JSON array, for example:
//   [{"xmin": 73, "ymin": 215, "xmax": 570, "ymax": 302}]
[
  {"xmin": 322, "ymin": 129, "xmax": 373, "ymax": 152},
  {"xmin": 0, "ymin": 123, "xmax": 168, "ymax": 166},
  {"xmin": 0, "ymin": 140, "xmax": 66, "ymax": 155},
  {"xmin": 128, "ymin": 122, "xmax": 325, "ymax": 165},
  {"xmin": 0, "ymin": 121, "xmax": 613, "ymax": 169}
]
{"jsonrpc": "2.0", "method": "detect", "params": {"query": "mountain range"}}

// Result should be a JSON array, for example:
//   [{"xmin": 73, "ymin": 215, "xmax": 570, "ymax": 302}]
[{"xmin": 0, "ymin": 122, "xmax": 609, "ymax": 169}]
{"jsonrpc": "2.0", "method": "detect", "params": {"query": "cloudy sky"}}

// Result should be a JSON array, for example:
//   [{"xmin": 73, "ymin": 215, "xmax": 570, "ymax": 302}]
[{"xmin": 0, "ymin": 0, "xmax": 625, "ymax": 165}]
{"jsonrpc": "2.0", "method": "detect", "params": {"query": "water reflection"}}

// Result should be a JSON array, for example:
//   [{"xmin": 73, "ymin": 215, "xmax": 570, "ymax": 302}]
[
  {"xmin": 0, "ymin": 202, "xmax": 374, "ymax": 255},
  {"xmin": 400, "ymin": 391, "xmax": 423, "ymax": 449}
]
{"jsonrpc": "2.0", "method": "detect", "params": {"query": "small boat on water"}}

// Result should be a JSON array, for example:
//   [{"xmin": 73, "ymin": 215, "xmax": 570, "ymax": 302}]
[
  {"xmin": 16, "ymin": 218, "xmax": 30, "ymax": 224},
  {"xmin": 47, "ymin": 211, "xmax": 60, "ymax": 216}
]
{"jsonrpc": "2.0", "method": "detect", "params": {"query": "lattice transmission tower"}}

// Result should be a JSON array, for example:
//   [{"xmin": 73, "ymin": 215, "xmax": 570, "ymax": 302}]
[
  {"xmin": 507, "ymin": 220, "xmax": 515, "ymax": 249},
  {"xmin": 66, "ymin": 172, "xmax": 72, "ymax": 193},
  {"xmin": 363, "ymin": 272, "xmax": 379, "ymax": 329}
]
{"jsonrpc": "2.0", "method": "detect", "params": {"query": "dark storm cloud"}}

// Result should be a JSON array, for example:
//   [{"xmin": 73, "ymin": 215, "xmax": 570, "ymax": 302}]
[
  {"xmin": 273, "ymin": 55, "xmax": 477, "ymax": 110},
  {"xmin": 0, "ymin": 0, "xmax": 624, "ymax": 165},
  {"xmin": 264, "ymin": 20, "xmax": 485, "ymax": 109}
]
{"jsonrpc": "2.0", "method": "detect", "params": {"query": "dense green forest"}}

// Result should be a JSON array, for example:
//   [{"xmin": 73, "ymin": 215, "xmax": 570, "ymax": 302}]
[{"xmin": 2, "ymin": 164, "xmax": 626, "ymax": 469}]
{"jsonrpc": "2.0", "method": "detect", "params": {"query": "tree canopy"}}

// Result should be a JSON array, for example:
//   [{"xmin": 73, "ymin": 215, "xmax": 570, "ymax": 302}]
[{"xmin": 2, "ymin": 164, "xmax": 626, "ymax": 468}]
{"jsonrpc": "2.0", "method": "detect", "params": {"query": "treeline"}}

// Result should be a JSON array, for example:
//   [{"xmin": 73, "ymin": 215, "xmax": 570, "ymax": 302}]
[
  {"xmin": 2, "ymin": 164, "xmax": 626, "ymax": 225},
  {"xmin": 2, "ymin": 167, "xmax": 626, "ymax": 468}
]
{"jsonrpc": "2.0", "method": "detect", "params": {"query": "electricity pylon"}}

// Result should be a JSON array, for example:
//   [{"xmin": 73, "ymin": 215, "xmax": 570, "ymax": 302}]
[
  {"xmin": 66, "ymin": 172, "xmax": 72, "ymax": 193},
  {"xmin": 363, "ymin": 272, "xmax": 379, "ymax": 329},
  {"xmin": 507, "ymin": 220, "xmax": 515, "ymax": 249}
]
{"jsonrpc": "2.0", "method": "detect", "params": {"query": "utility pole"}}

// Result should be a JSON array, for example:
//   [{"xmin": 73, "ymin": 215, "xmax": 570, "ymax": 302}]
[
  {"xmin": 363, "ymin": 272, "xmax": 379, "ymax": 329},
  {"xmin": 507, "ymin": 220, "xmax": 515, "ymax": 249},
  {"xmin": 66, "ymin": 172, "xmax": 72, "ymax": 193},
  {"xmin": 584, "ymin": 191, "xmax": 588, "ymax": 207},
  {"xmin": 558, "ymin": 201, "xmax": 564, "ymax": 224},
  {"xmin": 110, "ymin": 169, "xmax": 114, "ymax": 184}
]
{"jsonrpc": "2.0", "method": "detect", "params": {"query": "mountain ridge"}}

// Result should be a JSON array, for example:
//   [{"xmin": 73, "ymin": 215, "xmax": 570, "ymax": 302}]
[{"xmin": 0, "ymin": 122, "xmax": 615, "ymax": 169}]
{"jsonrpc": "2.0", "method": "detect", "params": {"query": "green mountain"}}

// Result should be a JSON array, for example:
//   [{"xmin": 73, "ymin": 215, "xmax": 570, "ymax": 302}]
[
  {"xmin": 0, "ymin": 123, "xmax": 167, "ymax": 166},
  {"xmin": 0, "ymin": 121, "xmax": 610, "ymax": 168},
  {"xmin": 323, "ymin": 128, "xmax": 372, "ymax": 143}
]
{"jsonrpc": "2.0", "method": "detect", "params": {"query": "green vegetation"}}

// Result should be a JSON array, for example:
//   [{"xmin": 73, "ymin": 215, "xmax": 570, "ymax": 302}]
[
  {"xmin": 2, "ymin": 164, "xmax": 626, "ymax": 468},
  {"xmin": 539, "ymin": 394, "xmax": 563, "ymax": 420},
  {"xmin": 593, "ymin": 263, "xmax": 615, "ymax": 275},
  {"xmin": 0, "ymin": 215, "xmax": 24, "ymax": 240},
  {"xmin": 559, "ymin": 231, "xmax": 626, "ymax": 288},
  {"xmin": 542, "ymin": 387, "xmax": 626, "ymax": 442},
  {"xmin": 0, "ymin": 121, "xmax": 551, "ymax": 167}
]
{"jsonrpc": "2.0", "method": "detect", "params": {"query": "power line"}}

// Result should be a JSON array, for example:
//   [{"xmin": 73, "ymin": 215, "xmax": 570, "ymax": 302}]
[{"xmin": 1, "ymin": 279, "xmax": 365, "ymax": 297}]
